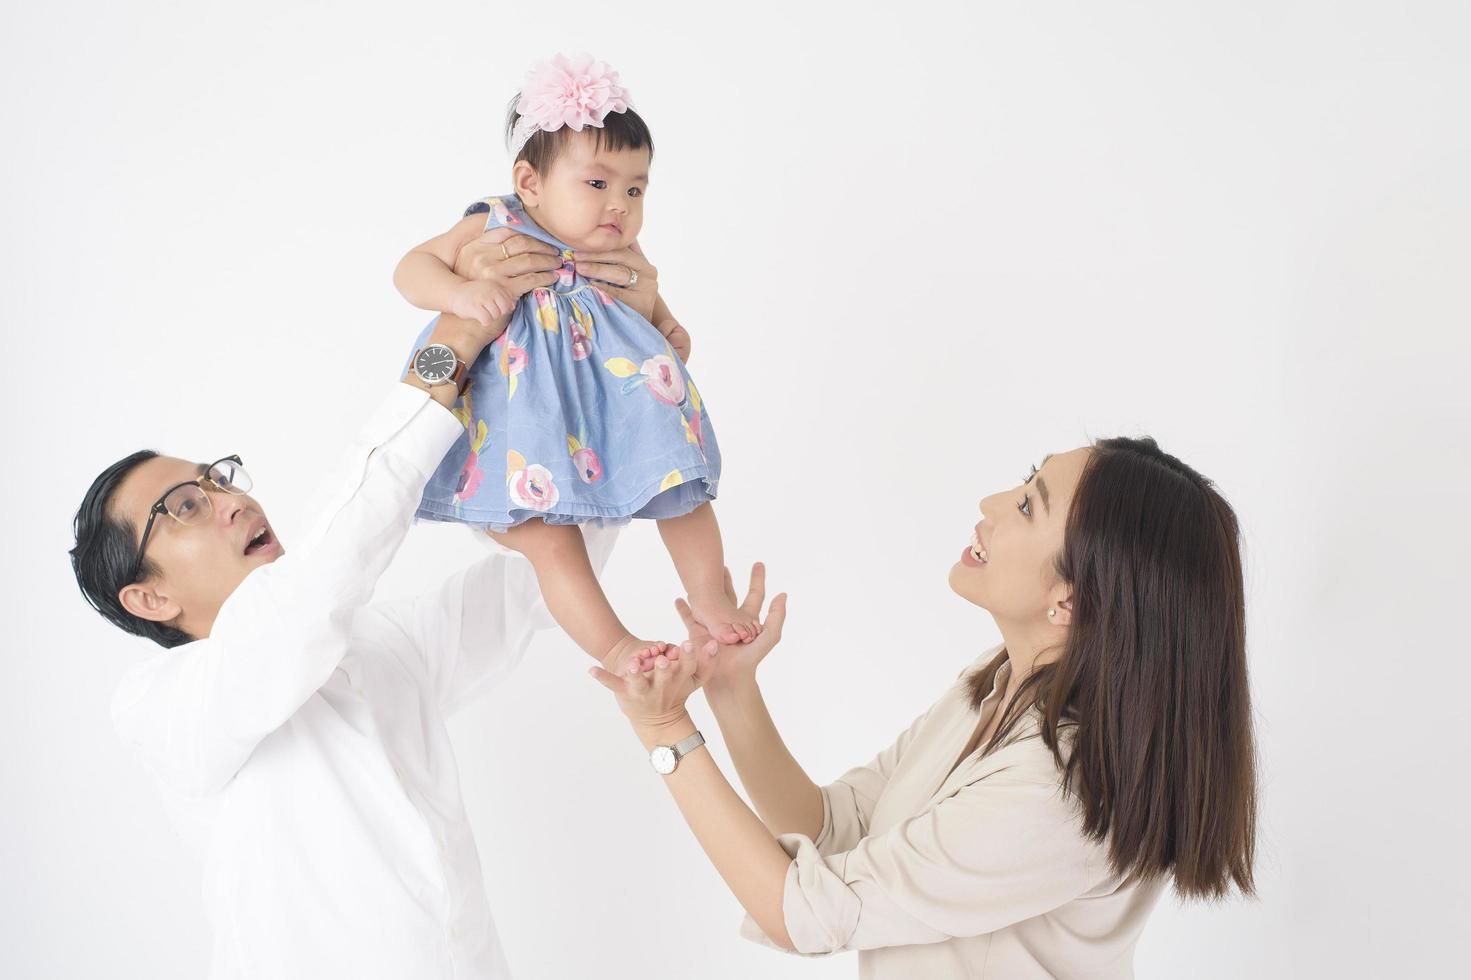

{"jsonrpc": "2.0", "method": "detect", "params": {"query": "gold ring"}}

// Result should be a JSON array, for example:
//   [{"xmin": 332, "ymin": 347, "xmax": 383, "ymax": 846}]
[{"xmin": 500, "ymin": 242, "xmax": 512, "ymax": 260}]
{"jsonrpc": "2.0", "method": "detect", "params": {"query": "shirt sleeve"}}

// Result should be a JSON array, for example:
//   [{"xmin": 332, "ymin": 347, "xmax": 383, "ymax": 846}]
[
  {"xmin": 370, "ymin": 522, "xmax": 621, "ymax": 717},
  {"xmin": 741, "ymin": 766, "xmax": 1109, "ymax": 956},
  {"xmin": 110, "ymin": 384, "xmax": 464, "ymax": 797},
  {"xmin": 816, "ymin": 701, "xmax": 938, "ymax": 856}
]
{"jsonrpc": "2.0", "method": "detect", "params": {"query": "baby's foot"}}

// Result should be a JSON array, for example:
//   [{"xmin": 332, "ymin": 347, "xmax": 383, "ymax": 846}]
[
  {"xmin": 602, "ymin": 635, "xmax": 674, "ymax": 677},
  {"xmin": 686, "ymin": 589, "xmax": 761, "ymax": 645}
]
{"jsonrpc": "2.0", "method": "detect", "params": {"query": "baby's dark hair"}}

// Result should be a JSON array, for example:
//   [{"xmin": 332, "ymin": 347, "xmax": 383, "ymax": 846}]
[{"xmin": 505, "ymin": 96, "xmax": 654, "ymax": 173}]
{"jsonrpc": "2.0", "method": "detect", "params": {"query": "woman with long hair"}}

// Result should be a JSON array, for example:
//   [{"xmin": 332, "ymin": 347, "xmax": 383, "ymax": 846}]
[{"xmin": 593, "ymin": 438, "xmax": 1256, "ymax": 978}]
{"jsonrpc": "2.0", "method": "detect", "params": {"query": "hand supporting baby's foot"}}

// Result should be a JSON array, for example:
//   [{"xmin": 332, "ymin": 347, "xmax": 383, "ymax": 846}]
[
  {"xmin": 685, "ymin": 588, "xmax": 762, "ymax": 645},
  {"xmin": 602, "ymin": 635, "xmax": 676, "ymax": 677}
]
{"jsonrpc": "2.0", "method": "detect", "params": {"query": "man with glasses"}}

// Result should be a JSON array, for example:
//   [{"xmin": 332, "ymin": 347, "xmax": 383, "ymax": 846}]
[{"xmin": 68, "ymin": 312, "xmax": 633, "ymax": 979}]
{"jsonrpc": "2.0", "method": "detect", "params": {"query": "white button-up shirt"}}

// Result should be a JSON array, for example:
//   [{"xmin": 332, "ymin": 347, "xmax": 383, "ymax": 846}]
[{"xmin": 111, "ymin": 384, "xmax": 615, "ymax": 980}]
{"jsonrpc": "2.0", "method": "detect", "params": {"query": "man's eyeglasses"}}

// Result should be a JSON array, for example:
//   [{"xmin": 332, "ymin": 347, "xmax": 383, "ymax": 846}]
[{"xmin": 127, "ymin": 456, "xmax": 254, "ymax": 584}]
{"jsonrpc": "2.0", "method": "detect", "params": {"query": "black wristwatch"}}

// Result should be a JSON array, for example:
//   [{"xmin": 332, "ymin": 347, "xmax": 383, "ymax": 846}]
[{"xmin": 411, "ymin": 343, "xmax": 470, "ymax": 394}]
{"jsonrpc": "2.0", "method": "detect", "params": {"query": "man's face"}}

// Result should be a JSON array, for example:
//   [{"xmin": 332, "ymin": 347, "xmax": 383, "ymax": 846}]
[{"xmin": 113, "ymin": 455, "xmax": 282, "ymax": 638}]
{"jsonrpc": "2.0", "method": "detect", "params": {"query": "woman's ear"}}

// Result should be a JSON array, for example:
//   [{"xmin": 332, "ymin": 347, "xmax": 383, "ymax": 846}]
[
  {"xmin": 118, "ymin": 581, "xmax": 182, "ymax": 626},
  {"xmin": 512, "ymin": 161, "xmax": 541, "ymax": 207},
  {"xmin": 1048, "ymin": 592, "xmax": 1074, "ymax": 627}
]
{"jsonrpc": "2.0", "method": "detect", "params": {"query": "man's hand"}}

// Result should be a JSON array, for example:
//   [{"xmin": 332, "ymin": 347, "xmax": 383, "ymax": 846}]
[
  {"xmin": 453, "ymin": 228, "xmax": 563, "ymax": 298},
  {"xmin": 571, "ymin": 241, "xmax": 660, "ymax": 322},
  {"xmin": 405, "ymin": 313, "xmax": 505, "ymax": 409}
]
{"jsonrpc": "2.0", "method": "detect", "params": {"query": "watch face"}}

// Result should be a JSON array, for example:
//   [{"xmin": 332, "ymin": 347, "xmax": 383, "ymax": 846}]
[
  {"xmin": 414, "ymin": 344, "xmax": 456, "ymax": 383},
  {"xmin": 650, "ymin": 746, "xmax": 677, "ymax": 775}
]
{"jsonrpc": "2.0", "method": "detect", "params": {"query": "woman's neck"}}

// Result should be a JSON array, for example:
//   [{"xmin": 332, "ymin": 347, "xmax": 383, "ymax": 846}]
[{"xmin": 992, "ymin": 619, "xmax": 1057, "ymax": 697}]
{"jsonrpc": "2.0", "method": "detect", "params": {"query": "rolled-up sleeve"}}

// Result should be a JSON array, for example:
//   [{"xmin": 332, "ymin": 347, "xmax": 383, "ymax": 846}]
[
  {"xmin": 815, "ymin": 701, "xmax": 939, "ymax": 856},
  {"xmin": 743, "ymin": 767, "xmax": 1108, "ymax": 956}
]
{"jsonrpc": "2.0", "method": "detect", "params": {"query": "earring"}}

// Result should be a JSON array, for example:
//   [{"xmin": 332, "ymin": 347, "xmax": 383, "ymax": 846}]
[{"xmin": 1047, "ymin": 608, "xmax": 1056, "ymax": 619}]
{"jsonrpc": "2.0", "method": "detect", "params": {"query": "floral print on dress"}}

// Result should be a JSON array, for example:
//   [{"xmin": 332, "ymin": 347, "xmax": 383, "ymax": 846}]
[
  {"xmin": 569, "ymin": 299, "xmax": 594, "ymax": 361},
  {"xmin": 505, "ymin": 450, "xmax": 559, "ymax": 511},
  {"xmin": 451, "ymin": 383, "xmax": 489, "ymax": 504},
  {"xmin": 567, "ymin": 433, "xmax": 604, "ymax": 484},
  {"xmin": 498, "ymin": 329, "xmax": 528, "ymax": 399},
  {"xmin": 603, "ymin": 353, "xmax": 685, "ymax": 407},
  {"xmin": 533, "ymin": 288, "xmax": 559, "ymax": 333},
  {"xmin": 487, "ymin": 197, "xmax": 522, "ymax": 227},
  {"xmin": 410, "ymin": 192, "xmax": 719, "ymax": 530}
]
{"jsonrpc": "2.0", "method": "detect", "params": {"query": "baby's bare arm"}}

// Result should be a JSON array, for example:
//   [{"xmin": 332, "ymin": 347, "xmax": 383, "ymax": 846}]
[{"xmin": 393, "ymin": 213, "xmax": 488, "ymax": 313}]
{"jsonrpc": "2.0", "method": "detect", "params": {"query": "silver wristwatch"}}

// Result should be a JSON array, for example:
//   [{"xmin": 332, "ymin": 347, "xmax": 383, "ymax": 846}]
[{"xmin": 650, "ymin": 731, "xmax": 705, "ymax": 775}]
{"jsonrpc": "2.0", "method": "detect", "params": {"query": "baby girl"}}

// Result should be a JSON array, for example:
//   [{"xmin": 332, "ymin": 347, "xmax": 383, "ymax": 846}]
[{"xmin": 396, "ymin": 54, "xmax": 756, "ymax": 672}]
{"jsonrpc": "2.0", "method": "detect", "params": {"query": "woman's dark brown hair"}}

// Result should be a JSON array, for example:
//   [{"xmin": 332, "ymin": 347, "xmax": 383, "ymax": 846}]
[{"xmin": 966, "ymin": 436, "xmax": 1256, "ymax": 899}]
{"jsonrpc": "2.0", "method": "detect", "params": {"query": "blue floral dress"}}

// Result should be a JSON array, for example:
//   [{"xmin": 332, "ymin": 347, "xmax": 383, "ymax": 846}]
[{"xmin": 407, "ymin": 195, "xmax": 720, "ymax": 531}]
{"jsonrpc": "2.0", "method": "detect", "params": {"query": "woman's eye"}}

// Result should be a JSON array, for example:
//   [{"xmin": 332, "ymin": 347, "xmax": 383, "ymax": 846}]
[
  {"xmin": 627, "ymin": 187, "xmax": 642, "ymax": 198},
  {"xmin": 587, "ymin": 179, "xmax": 607, "ymax": 190},
  {"xmin": 1018, "ymin": 495, "xmax": 1032, "ymax": 518},
  {"xmin": 1024, "ymin": 464, "xmax": 1038, "ymax": 485}
]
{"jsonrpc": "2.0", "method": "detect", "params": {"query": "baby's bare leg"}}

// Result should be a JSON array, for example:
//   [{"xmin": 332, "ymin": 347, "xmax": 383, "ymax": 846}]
[
  {"xmin": 489, "ymin": 521, "xmax": 666, "ymax": 672},
  {"xmin": 658, "ymin": 503, "xmax": 760, "ymax": 644}
]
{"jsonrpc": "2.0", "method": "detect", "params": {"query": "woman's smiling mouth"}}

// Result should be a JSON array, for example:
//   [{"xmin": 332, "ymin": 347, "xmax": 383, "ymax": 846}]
[{"xmin": 960, "ymin": 527, "xmax": 989, "ymax": 567}]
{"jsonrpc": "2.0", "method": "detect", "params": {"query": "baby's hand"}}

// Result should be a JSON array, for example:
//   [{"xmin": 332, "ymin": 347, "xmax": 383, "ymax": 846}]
[
  {"xmin": 449, "ymin": 279, "xmax": 517, "ymax": 329},
  {"xmin": 657, "ymin": 319, "xmax": 692, "ymax": 363}
]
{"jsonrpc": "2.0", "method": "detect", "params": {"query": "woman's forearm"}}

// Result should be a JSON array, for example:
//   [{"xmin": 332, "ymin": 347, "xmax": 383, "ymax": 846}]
[
  {"xmin": 637, "ymin": 716, "xmax": 795, "ymax": 949},
  {"xmin": 707, "ymin": 679, "xmax": 824, "ymax": 840}
]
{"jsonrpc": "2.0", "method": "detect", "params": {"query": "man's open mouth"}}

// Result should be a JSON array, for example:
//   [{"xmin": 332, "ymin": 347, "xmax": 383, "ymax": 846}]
[{"xmin": 245, "ymin": 526, "xmax": 274, "ymax": 555}]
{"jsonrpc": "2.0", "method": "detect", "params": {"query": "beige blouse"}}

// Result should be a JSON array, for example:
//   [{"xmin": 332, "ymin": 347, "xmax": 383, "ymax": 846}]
[{"xmin": 742, "ymin": 649, "xmax": 1164, "ymax": 978}]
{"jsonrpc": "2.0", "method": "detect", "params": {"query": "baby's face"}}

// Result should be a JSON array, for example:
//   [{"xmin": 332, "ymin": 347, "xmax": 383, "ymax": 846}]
[{"xmin": 525, "ymin": 133, "xmax": 649, "ymax": 251}]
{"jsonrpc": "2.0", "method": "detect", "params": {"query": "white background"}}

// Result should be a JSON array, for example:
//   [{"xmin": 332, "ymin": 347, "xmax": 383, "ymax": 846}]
[{"xmin": 3, "ymin": 1, "xmax": 1467, "ymax": 977}]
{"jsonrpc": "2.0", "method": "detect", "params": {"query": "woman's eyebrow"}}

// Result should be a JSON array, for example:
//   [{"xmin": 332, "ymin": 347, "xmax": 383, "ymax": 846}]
[{"xmin": 1035, "ymin": 453, "xmax": 1055, "ymax": 512}]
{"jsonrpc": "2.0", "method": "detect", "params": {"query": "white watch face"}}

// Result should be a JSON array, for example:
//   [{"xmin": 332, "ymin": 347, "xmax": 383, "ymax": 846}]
[
  {"xmin": 414, "ymin": 344, "xmax": 457, "ymax": 384},
  {"xmin": 650, "ymin": 746, "xmax": 677, "ymax": 775}
]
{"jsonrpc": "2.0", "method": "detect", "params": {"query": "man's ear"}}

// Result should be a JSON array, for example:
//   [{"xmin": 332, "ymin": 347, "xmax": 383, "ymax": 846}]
[
  {"xmin": 118, "ymin": 581, "xmax": 182, "ymax": 625},
  {"xmin": 512, "ymin": 160, "xmax": 541, "ymax": 207}
]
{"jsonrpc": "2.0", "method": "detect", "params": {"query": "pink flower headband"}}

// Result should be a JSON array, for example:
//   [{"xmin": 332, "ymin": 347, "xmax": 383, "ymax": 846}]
[{"xmin": 508, "ymin": 53, "xmax": 632, "ymax": 159}]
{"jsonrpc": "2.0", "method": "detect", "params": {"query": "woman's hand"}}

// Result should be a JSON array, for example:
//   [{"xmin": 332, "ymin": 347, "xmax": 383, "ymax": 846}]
[
  {"xmin": 572, "ymin": 241, "xmax": 661, "ymax": 322},
  {"xmin": 679, "ymin": 564, "xmax": 788, "ymax": 697},
  {"xmin": 590, "ymin": 640, "xmax": 715, "ymax": 741}
]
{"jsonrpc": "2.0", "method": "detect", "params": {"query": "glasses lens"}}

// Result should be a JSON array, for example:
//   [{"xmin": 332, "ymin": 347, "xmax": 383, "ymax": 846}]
[
  {"xmin": 209, "ymin": 457, "xmax": 252, "ymax": 494},
  {"xmin": 164, "ymin": 484, "xmax": 212, "ymax": 525}
]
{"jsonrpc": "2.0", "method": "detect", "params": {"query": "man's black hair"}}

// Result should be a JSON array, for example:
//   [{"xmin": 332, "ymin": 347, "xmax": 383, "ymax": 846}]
[{"xmin": 70, "ymin": 450, "xmax": 192, "ymax": 648}]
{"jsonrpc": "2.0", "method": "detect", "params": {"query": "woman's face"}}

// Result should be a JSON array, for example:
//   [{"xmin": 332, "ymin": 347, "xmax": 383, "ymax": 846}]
[{"xmin": 949, "ymin": 447, "xmax": 1091, "ymax": 623}]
